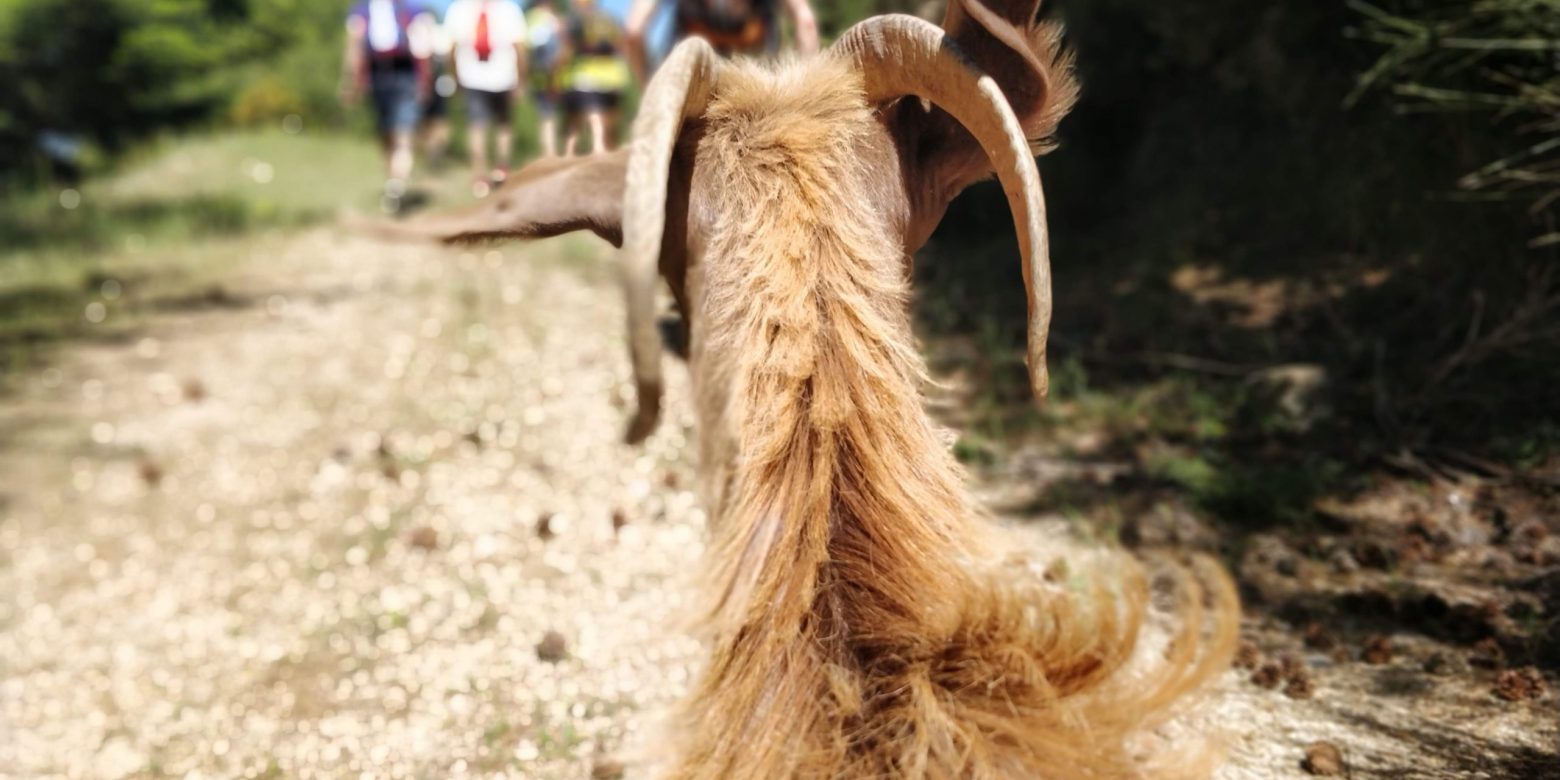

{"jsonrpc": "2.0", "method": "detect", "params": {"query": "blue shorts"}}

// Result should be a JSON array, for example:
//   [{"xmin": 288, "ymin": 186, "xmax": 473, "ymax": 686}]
[{"xmin": 370, "ymin": 69, "xmax": 422, "ymax": 134}]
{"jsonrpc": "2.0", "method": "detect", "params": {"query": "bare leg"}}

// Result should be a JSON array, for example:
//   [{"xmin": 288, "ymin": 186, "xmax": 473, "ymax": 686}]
[
  {"xmin": 382, "ymin": 129, "xmax": 415, "ymax": 214},
  {"xmin": 563, "ymin": 114, "xmax": 581, "ymax": 158},
  {"xmin": 539, "ymin": 116, "xmax": 558, "ymax": 157},
  {"xmin": 468, "ymin": 123, "xmax": 490, "ymax": 196},
  {"xmin": 388, "ymin": 129, "xmax": 415, "ymax": 182},
  {"xmin": 587, "ymin": 110, "xmax": 609, "ymax": 155},
  {"xmin": 422, "ymin": 118, "xmax": 451, "ymax": 165},
  {"xmin": 494, "ymin": 123, "xmax": 513, "ymax": 175}
]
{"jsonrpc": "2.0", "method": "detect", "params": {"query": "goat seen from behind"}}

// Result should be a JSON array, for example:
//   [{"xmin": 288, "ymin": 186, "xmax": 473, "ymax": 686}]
[{"xmin": 386, "ymin": 1, "xmax": 1240, "ymax": 776}]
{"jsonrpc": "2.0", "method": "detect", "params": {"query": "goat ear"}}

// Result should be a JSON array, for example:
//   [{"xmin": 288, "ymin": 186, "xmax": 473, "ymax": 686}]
[
  {"xmin": 356, "ymin": 150, "xmax": 629, "ymax": 247},
  {"xmin": 941, "ymin": 0, "xmax": 1075, "ymax": 148},
  {"xmin": 894, "ymin": 0, "xmax": 1075, "ymax": 210}
]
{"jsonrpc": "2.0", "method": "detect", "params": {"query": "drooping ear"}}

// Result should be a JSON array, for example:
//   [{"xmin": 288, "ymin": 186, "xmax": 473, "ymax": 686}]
[
  {"xmin": 354, "ymin": 149, "xmax": 629, "ymax": 247},
  {"xmin": 833, "ymin": 6, "xmax": 1074, "ymax": 404},
  {"xmin": 940, "ymin": 0, "xmax": 1076, "ymax": 152}
]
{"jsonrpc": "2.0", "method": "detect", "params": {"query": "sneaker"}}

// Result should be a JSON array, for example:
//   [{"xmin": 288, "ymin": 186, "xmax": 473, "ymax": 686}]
[{"xmin": 380, "ymin": 178, "xmax": 406, "ymax": 215}]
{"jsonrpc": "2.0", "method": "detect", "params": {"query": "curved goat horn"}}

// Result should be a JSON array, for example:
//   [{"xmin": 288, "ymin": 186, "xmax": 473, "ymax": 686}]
[
  {"xmin": 620, "ymin": 37, "xmax": 720, "ymax": 443},
  {"xmin": 832, "ymin": 14, "xmax": 1054, "ymax": 402}
]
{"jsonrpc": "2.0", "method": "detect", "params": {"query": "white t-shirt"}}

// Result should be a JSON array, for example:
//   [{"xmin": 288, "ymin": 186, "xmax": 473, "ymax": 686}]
[{"xmin": 445, "ymin": 0, "xmax": 527, "ymax": 93}]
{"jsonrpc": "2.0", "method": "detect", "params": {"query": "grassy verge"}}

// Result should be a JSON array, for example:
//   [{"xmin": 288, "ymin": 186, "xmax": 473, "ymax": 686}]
[{"xmin": 0, "ymin": 129, "xmax": 469, "ymax": 381}]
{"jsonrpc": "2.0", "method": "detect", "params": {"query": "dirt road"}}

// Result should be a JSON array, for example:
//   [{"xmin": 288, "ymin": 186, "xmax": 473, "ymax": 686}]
[{"xmin": 1, "ymin": 227, "xmax": 1553, "ymax": 778}]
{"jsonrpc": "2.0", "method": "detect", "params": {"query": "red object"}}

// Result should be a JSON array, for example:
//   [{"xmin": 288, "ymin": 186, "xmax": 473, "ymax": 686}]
[{"xmin": 474, "ymin": 6, "xmax": 492, "ymax": 61}]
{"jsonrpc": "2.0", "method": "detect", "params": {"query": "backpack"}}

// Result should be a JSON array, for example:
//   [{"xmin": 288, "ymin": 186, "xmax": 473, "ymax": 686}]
[
  {"xmin": 675, "ymin": 0, "xmax": 775, "ymax": 36},
  {"xmin": 360, "ymin": 0, "xmax": 421, "ymax": 59}
]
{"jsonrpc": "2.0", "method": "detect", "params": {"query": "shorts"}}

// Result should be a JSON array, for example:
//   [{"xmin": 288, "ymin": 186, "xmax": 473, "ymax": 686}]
[
  {"xmin": 563, "ymin": 90, "xmax": 620, "ymax": 116},
  {"xmin": 466, "ymin": 88, "xmax": 514, "ymax": 126},
  {"xmin": 425, "ymin": 61, "xmax": 453, "ymax": 120},
  {"xmin": 532, "ymin": 89, "xmax": 558, "ymax": 120},
  {"xmin": 370, "ymin": 68, "xmax": 422, "ymax": 134}
]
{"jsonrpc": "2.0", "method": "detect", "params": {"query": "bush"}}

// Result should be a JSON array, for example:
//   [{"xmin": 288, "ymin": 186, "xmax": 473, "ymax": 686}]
[
  {"xmin": 0, "ymin": 0, "xmax": 352, "ymax": 184},
  {"xmin": 1348, "ymin": 0, "xmax": 1560, "ymax": 245},
  {"xmin": 229, "ymin": 76, "xmax": 307, "ymax": 128}
]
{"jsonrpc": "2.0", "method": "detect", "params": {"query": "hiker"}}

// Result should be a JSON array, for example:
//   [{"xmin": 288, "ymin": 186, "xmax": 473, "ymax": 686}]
[
  {"xmin": 623, "ymin": 0, "xmax": 819, "ymax": 83},
  {"xmin": 560, "ymin": 0, "xmax": 631, "ymax": 157},
  {"xmin": 525, "ymin": 0, "xmax": 567, "ymax": 158},
  {"xmin": 444, "ymin": 0, "xmax": 529, "ymax": 197},
  {"xmin": 420, "ymin": 0, "xmax": 457, "ymax": 169},
  {"xmin": 342, "ymin": 0, "xmax": 438, "ymax": 214}
]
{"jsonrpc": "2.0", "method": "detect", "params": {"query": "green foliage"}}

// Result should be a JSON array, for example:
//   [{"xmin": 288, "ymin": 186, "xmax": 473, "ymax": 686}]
[
  {"xmin": 0, "ymin": 131, "xmax": 386, "ymax": 378},
  {"xmin": 814, "ymin": 0, "xmax": 926, "ymax": 39},
  {"xmin": 0, "ymin": 0, "xmax": 351, "ymax": 183},
  {"xmin": 915, "ymin": 0, "xmax": 1558, "ymax": 535},
  {"xmin": 230, "ymin": 76, "xmax": 308, "ymax": 127},
  {"xmin": 1348, "ymin": 0, "xmax": 1560, "ymax": 244}
]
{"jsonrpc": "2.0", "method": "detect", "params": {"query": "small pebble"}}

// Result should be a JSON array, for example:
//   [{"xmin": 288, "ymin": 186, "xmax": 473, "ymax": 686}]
[
  {"xmin": 1326, "ymin": 547, "xmax": 1360, "ymax": 574},
  {"xmin": 1301, "ymin": 741, "xmax": 1345, "ymax": 776},
  {"xmin": 407, "ymin": 526, "xmax": 439, "ymax": 551},
  {"xmin": 591, "ymin": 757, "xmax": 627, "ymax": 779},
  {"xmin": 1422, "ymin": 652, "xmax": 1459, "ymax": 676},
  {"xmin": 536, "ymin": 630, "xmax": 568, "ymax": 663},
  {"xmin": 536, "ymin": 512, "xmax": 556, "ymax": 541},
  {"xmin": 138, "ymin": 460, "xmax": 164, "ymax": 487}
]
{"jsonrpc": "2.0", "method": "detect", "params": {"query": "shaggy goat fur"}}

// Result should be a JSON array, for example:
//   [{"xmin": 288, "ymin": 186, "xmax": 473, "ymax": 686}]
[
  {"xmin": 662, "ymin": 57, "xmax": 1239, "ymax": 780},
  {"xmin": 376, "ymin": 6, "xmax": 1240, "ymax": 775}
]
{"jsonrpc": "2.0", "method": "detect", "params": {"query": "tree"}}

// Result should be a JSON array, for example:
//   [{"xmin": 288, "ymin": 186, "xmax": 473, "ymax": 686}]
[{"xmin": 0, "ymin": 0, "xmax": 350, "ymax": 183}]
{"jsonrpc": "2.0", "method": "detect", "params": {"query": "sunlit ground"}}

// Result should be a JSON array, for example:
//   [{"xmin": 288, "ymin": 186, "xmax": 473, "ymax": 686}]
[{"xmin": 0, "ymin": 131, "xmax": 1555, "ymax": 779}]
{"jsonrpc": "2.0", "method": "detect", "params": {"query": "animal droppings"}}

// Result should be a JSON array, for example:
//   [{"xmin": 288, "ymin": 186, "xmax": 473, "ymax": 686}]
[
  {"xmin": 1360, "ymin": 635, "xmax": 1393, "ymax": 665},
  {"xmin": 1494, "ymin": 667, "xmax": 1546, "ymax": 702}
]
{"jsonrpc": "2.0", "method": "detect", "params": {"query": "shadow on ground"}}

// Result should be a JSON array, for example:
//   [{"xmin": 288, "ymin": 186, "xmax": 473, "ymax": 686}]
[{"xmin": 911, "ymin": 0, "xmax": 1560, "ymax": 681}]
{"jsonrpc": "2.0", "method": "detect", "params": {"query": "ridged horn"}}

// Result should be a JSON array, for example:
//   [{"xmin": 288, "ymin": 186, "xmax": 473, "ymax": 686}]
[
  {"xmin": 833, "ymin": 14, "xmax": 1054, "ymax": 401},
  {"xmin": 620, "ymin": 37, "xmax": 720, "ymax": 443}
]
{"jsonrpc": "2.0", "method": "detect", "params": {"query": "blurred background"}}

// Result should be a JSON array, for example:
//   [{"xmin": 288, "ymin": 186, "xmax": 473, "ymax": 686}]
[{"xmin": 1, "ymin": 1, "xmax": 1556, "ymax": 778}]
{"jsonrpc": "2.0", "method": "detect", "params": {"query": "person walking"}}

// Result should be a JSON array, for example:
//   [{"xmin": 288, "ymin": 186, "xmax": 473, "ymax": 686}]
[
  {"xmin": 525, "ymin": 0, "xmax": 567, "ymax": 158},
  {"xmin": 419, "ymin": 0, "xmax": 458, "ymax": 169},
  {"xmin": 623, "ymin": 0, "xmax": 818, "ymax": 83},
  {"xmin": 342, "ymin": 0, "xmax": 438, "ymax": 214},
  {"xmin": 444, "ymin": 0, "xmax": 529, "ymax": 197},
  {"xmin": 559, "ymin": 0, "xmax": 630, "ymax": 157}
]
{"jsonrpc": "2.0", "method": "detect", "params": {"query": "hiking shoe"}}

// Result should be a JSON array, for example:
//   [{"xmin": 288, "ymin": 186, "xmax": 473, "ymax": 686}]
[{"xmin": 381, "ymin": 178, "xmax": 407, "ymax": 215}]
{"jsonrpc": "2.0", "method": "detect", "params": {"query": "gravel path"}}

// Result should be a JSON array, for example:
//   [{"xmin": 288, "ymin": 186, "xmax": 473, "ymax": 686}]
[
  {"xmin": 2, "ymin": 228, "xmax": 1554, "ymax": 779},
  {"xmin": 2, "ymin": 231, "xmax": 703, "ymax": 779}
]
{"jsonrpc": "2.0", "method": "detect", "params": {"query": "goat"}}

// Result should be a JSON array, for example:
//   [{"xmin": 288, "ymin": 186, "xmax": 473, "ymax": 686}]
[{"xmin": 386, "ymin": 1, "xmax": 1238, "ymax": 776}]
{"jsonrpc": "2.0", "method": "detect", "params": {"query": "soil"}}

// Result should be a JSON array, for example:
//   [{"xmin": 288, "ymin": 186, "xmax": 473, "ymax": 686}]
[{"xmin": 1, "ymin": 228, "xmax": 1555, "ymax": 778}]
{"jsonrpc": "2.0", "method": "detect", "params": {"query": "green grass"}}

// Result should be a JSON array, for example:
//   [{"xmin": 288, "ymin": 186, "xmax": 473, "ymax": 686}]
[{"xmin": 0, "ymin": 129, "xmax": 465, "ymax": 381}]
